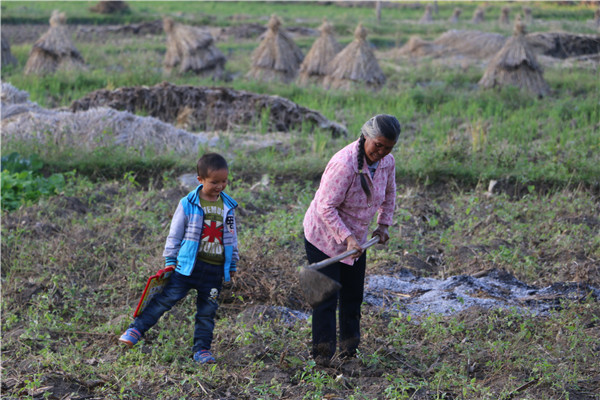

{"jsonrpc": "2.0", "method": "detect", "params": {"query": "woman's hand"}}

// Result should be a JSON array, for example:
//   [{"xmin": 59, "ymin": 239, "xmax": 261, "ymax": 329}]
[
  {"xmin": 345, "ymin": 235, "xmax": 363, "ymax": 259},
  {"xmin": 372, "ymin": 224, "xmax": 390, "ymax": 244}
]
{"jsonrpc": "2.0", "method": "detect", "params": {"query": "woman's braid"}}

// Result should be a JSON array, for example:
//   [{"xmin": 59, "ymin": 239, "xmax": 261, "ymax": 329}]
[{"xmin": 357, "ymin": 134, "xmax": 372, "ymax": 202}]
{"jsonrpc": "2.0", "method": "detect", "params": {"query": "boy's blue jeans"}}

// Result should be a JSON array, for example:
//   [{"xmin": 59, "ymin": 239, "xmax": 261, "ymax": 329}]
[{"xmin": 130, "ymin": 260, "xmax": 224, "ymax": 353}]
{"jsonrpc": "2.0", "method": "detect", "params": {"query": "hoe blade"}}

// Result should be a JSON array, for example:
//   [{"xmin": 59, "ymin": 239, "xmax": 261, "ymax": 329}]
[{"xmin": 299, "ymin": 268, "xmax": 341, "ymax": 308}]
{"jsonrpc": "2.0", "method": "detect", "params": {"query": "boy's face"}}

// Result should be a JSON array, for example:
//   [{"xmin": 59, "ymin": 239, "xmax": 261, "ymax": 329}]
[{"xmin": 197, "ymin": 168, "xmax": 228, "ymax": 201}]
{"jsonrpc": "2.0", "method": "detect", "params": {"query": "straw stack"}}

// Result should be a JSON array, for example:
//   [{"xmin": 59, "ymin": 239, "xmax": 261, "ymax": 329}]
[
  {"xmin": 24, "ymin": 10, "xmax": 85, "ymax": 75},
  {"xmin": 499, "ymin": 7, "xmax": 510, "ymax": 26},
  {"xmin": 1, "ymin": 38, "xmax": 18, "ymax": 67},
  {"xmin": 247, "ymin": 14, "xmax": 304, "ymax": 83},
  {"xmin": 397, "ymin": 36, "xmax": 441, "ymax": 57},
  {"xmin": 419, "ymin": 4, "xmax": 434, "ymax": 24},
  {"xmin": 449, "ymin": 8, "xmax": 462, "ymax": 24},
  {"xmin": 323, "ymin": 23, "xmax": 385, "ymax": 90},
  {"xmin": 479, "ymin": 19, "xmax": 550, "ymax": 97},
  {"xmin": 297, "ymin": 19, "xmax": 342, "ymax": 86},
  {"xmin": 472, "ymin": 7, "xmax": 485, "ymax": 24},
  {"xmin": 89, "ymin": 1, "xmax": 129, "ymax": 14},
  {"xmin": 163, "ymin": 17, "xmax": 226, "ymax": 79},
  {"xmin": 523, "ymin": 7, "xmax": 533, "ymax": 24},
  {"xmin": 1, "ymin": 81, "xmax": 47, "ymax": 120},
  {"xmin": 434, "ymin": 30, "xmax": 506, "ymax": 59}
]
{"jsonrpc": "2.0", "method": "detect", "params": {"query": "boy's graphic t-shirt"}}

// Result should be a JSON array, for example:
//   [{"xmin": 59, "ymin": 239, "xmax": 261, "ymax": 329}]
[{"xmin": 197, "ymin": 196, "xmax": 225, "ymax": 265}]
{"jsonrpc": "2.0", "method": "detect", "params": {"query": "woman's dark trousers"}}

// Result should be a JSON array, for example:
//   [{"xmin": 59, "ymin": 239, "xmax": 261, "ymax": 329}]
[{"xmin": 304, "ymin": 237, "xmax": 367, "ymax": 361}]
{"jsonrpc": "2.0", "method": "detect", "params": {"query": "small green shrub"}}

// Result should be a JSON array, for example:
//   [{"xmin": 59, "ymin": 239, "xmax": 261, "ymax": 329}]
[{"xmin": 1, "ymin": 152, "xmax": 72, "ymax": 211}]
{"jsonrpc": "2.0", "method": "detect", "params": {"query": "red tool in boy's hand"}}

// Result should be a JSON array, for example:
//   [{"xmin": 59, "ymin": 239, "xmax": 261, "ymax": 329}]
[{"xmin": 133, "ymin": 266, "xmax": 175, "ymax": 318}]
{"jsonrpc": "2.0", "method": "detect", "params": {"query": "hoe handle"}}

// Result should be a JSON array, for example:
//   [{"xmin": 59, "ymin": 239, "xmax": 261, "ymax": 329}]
[{"xmin": 307, "ymin": 236, "xmax": 380, "ymax": 270}]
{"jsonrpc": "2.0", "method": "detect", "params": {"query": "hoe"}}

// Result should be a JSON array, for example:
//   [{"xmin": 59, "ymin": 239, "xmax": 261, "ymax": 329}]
[{"xmin": 299, "ymin": 236, "xmax": 380, "ymax": 308}]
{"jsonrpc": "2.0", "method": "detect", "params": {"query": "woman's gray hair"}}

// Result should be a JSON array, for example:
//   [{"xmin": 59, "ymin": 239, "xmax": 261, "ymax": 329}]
[
  {"xmin": 360, "ymin": 114, "xmax": 401, "ymax": 142},
  {"xmin": 356, "ymin": 114, "xmax": 401, "ymax": 203}
]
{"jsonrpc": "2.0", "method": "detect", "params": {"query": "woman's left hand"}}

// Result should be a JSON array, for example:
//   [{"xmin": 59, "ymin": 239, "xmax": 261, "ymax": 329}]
[{"xmin": 372, "ymin": 224, "xmax": 390, "ymax": 244}]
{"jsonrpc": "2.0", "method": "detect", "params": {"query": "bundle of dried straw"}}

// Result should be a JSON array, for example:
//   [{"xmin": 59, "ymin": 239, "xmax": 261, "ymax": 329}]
[
  {"xmin": 1, "ymin": 37, "xmax": 17, "ymax": 67},
  {"xmin": 397, "ymin": 36, "xmax": 443, "ymax": 57},
  {"xmin": 89, "ymin": 1, "xmax": 129, "ymax": 14},
  {"xmin": 323, "ymin": 23, "xmax": 386, "ymax": 90},
  {"xmin": 449, "ymin": 8, "xmax": 462, "ymax": 24},
  {"xmin": 24, "ymin": 10, "xmax": 85, "ymax": 75},
  {"xmin": 499, "ymin": 7, "xmax": 511, "ymax": 26},
  {"xmin": 163, "ymin": 17, "xmax": 226, "ymax": 79},
  {"xmin": 2, "ymin": 83, "xmax": 215, "ymax": 157},
  {"xmin": 435, "ymin": 29, "xmax": 507, "ymax": 58},
  {"xmin": 523, "ymin": 7, "xmax": 533, "ymax": 24},
  {"xmin": 419, "ymin": 4, "xmax": 434, "ymax": 24},
  {"xmin": 297, "ymin": 18, "xmax": 342, "ymax": 86},
  {"xmin": 247, "ymin": 14, "xmax": 304, "ymax": 83},
  {"xmin": 1, "ymin": 81, "xmax": 48, "ymax": 120},
  {"xmin": 471, "ymin": 7, "xmax": 485, "ymax": 24},
  {"xmin": 479, "ymin": 19, "xmax": 550, "ymax": 97},
  {"xmin": 398, "ymin": 29, "xmax": 507, "ymax": 59}
]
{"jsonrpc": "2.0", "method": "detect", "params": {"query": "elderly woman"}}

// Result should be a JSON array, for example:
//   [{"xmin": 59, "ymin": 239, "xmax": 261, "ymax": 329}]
[{"xmin": 303, "ymin": 114, "xmax": 401, "ymax": 365}]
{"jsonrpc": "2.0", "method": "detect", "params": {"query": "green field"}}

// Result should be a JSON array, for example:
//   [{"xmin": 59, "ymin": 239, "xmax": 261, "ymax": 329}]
[{"xmin": 1, "ymin": 1, "xmax": 599, "ymax": 399}]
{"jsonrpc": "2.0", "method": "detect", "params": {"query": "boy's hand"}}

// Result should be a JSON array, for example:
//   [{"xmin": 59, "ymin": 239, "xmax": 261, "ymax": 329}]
[{"xmin": 223, "ymin": 271, "xmax": 235, "ymax": 289}]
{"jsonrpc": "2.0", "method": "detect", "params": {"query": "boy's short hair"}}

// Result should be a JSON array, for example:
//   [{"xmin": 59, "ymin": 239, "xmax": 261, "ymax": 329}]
[{"xmin": 197, "ymin": 153, "xmax": 228, "ymax": 178}]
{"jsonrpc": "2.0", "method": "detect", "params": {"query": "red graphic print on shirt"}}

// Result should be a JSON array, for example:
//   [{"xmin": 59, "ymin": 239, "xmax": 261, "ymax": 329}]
[
  {"xmin": 197, "ymin": 197, "xmax": 225, "ymax": 265},
  {"xmin": 202, "ymin": 220, "xmax": 223, "ymax": 245}
]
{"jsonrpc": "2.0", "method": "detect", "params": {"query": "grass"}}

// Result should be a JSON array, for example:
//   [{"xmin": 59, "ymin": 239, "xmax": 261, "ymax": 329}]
[
  {"xmin": 4, "ymin": 31, "xmax": 599, "ymax": 186},
  {"xmin": 2, "ymin": 171, "xmax": 599, "ymax": 399},
  {"xmin": 1, "ymin": 1, "xmax": 599, "ymax": 399}
]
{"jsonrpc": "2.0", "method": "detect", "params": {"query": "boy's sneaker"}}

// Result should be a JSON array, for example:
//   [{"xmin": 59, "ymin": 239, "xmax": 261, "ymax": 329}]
[
  {"xmin": 119, "ymin": 328, "xmax": 142, "ymax": 348},
  {"xmin": 193, "ymin": 349, "xmax": 216, "ymax": 364}
]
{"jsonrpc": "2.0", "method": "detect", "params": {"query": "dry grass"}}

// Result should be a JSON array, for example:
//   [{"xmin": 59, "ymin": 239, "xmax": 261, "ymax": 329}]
[
  {"xmin": 397, "ymin": 29, "xmax": 507, "ymax": 60},
  {"xmin": 162, "ymin": 17, "xmax": 226, "ymax": 79},
  {"xmin": 397, "ymin": 26, "xmax": 599, "ymax": 62},
  {"xmin": 1, "ymin": 103, "xmax": 215, "ymax": 157},
  {"xmin": 449, "ymin": 8, "xmax": 462, "ymax": 24},
  {"xmin": 499, "ymin": 7, "xmax": 511, "ymax": 26},
  {"xmin": 1, "ymin": 81, "xmax": 48, "ymax": 120},
  {"xmin": 471, "ymin": 6, "xmax": 486, "ymax": 24},
  {"xmin": 247, "ymin": 14, "xmax": 304, "ymax": 84},
  {"xmin": 418, "ymin": 4, "xmax": 433, "ymax": 24},
  {"xmin": 479, "ymin": 20, "xmax": 550, "ymax": 97},
  {"xmin": 1, "ymin": 37, "xmax": 17, "ymax": 67},
  {"xmin": 24, "ymin": 10, "xmax": 85, "ymax": 75},
  {"xmin": 434, "ymin": 29, "xmax": 507, "ymax": 59},
  {"xmin": 297, "ymin": 18, "xmax": 341, "ymax": 86},
  {"xmin": 89, "ymin": 1, "xmax": 130, "ymax": 14},
  {"xmin": 323, "ymin": 23, "xmax": 385, "ymax": 91}
]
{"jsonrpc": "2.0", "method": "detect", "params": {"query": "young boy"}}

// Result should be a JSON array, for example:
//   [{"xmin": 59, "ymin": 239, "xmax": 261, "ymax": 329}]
[{"xmin": 119, "ymin": 153, "xmax": 238, "ymax": 364}]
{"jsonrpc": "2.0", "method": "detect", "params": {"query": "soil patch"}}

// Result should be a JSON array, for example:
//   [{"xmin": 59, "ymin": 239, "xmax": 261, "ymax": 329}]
[{"xmin": 70, "ymin": 81, "xmax": 347, "ymax": 136}]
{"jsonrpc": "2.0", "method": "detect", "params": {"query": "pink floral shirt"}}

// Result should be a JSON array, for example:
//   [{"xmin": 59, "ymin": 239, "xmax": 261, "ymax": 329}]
[{"xmin": 303, "ymin": 140, "xmax": 396, "ymax": 264}]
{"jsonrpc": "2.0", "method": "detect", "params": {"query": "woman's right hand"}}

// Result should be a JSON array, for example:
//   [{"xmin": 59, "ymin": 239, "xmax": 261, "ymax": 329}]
[{"xmin": 345, "ymin": 235, "xmax": 363, "ymax": 259}]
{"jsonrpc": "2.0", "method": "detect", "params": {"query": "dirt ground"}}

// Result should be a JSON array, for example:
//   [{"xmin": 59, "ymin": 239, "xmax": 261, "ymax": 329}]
[
  {"xmin": 2, "ymin": 15, "xmax": 599, "ymax": 399},
  {"xmin": 2, "ymin": 179, "xmax": 599, "ymax": 399}
]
